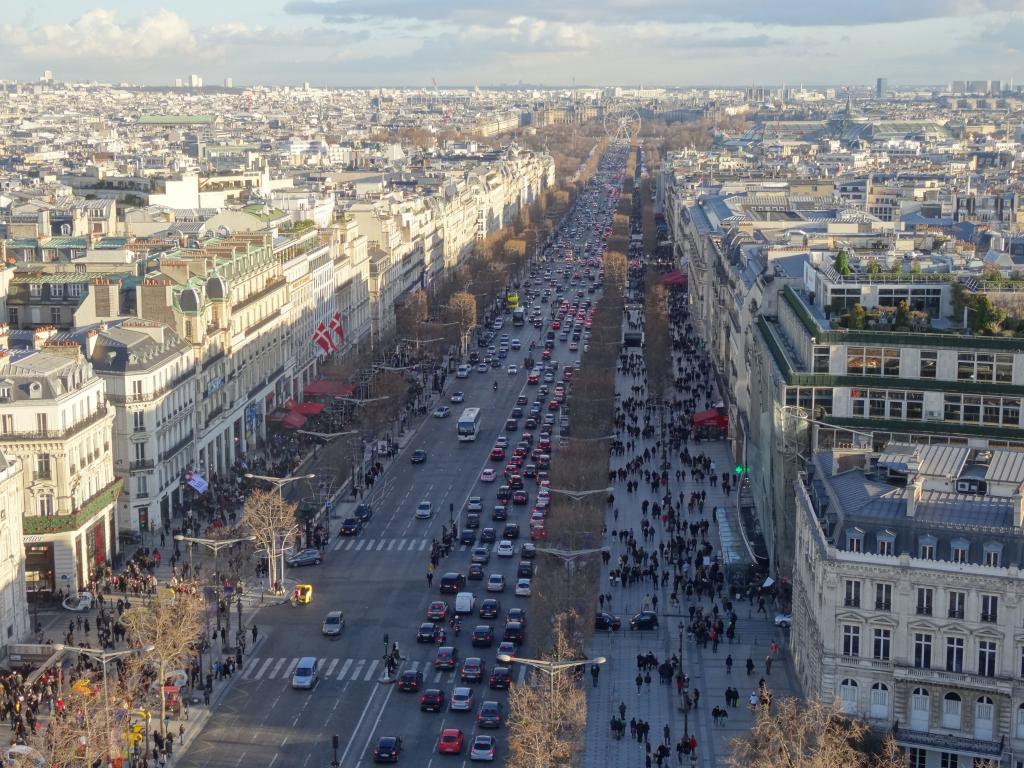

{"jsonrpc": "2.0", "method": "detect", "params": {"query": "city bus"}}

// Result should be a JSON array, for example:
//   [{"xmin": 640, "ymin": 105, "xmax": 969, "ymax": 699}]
[
  {"xmin": 512, "ymin": 307, "xmax": 525, "ymax": 327},
  {"xmin": 457, "ymin": 407, "xmax": 482, "ymax": 442},
  {"xmin": 506, "ymin": 292, "xmax": 520, "ymax": 311}
]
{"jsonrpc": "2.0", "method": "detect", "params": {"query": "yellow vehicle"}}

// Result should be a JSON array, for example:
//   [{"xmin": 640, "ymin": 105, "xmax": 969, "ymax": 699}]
[
  {"xmin": 292, "ymin": 584, "xmax": 313, "ymax": 605},
  {"xmin": 506, "ymin": 292, "xmax": 519, "ymax": 311}
]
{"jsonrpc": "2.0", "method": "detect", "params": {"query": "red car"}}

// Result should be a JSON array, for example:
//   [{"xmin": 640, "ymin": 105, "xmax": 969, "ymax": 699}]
[
  {"xmin": 490, "ymin": 447, "xmax": 506, "ymax": 461},
  {"xmin": 438, "ymin": 728, "xmax": 464, "ymax": 755},
  {"xmin": 511, "ymin": 490, "xmax": 529, "ymax": 505},
  {"xmin": 551, "ymin": 320, "xmax": 561, "ymax": 330}
]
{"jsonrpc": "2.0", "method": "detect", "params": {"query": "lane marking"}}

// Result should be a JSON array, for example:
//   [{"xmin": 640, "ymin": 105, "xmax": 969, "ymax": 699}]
[
  {"xmin": 337, "ymin": 659, "xmax": 353, "ymax": 680},
  {"xmin": 268, "ymin": 658, "xmax": 286, "ymax": 679},
  {"xmin": 326, "ymin": 659, "xmax": 339, "ymax": 676},
  {"xmin": 363, "ymin": 659, "xmax": 380, "ymax": 681}
]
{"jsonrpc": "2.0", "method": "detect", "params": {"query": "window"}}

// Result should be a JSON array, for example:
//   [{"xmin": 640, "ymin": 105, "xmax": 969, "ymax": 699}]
[
  {"xmin": 37, "ymin": 495, "xmax": 54, "ymax": 516},
  {"xmin": 957, "ymin": 352, "xmax": 1013, "ymax": 383},
  {"xmin": 50, "ymin": 284, "xmax": 63, "ymax": 298},
  {"xmin": 984, "ymin": 544, "xmax": 1002, "ymax": 567},
  {"xmin": 844, "ymin": 580, "xmax": 861, "ymax": 608},
  {"xmin": 839, "ymin": 679, "xmax": 858, "ymax": 714},
  {"xmin": 132, "ymin": 380, "xmax": 144, "ymax": 396},
  {"xmin": 29, "ymin": 284, "xmax": 41, "ymax": 298},
  {"xmin": 846, "ymin": 530, "xmax": 864, "ymax": 553},
  {"xmin": 877, "ymin": 537, "xmax": 893, "ymax": 556},
  {"xmin": 0, "ymin": 415, "xmax": 11, "ymax": 434},
  {"xmin": 940, "ymin": 753, "xmax": 959, "ymax": 768},
  {"xmin": 35, "ymin": 453, "xmax": 51, "ymax": 481},
  {"xmin": 813, "ymin": 346, "xmax": 830, "ymax": 374},
  {"xmin": 873, "ymin": 628, "xmax": 891, "ymax": 661},
  {"xmin": 944, "ymin": 393, "xmax": 1021, "ymax": 426},
  {"xmin": 951, "ymin": 539, "xmax": 969, "ymax": 564},
  {"xmin": 1017, "ymin": 703, "xmax": 1024, "ymax": 739},
  {"xmin": 916, "ymin": 587, "xmax": 933, "ymax": 616},
  {"xmin": 50, "ymin": 308, "xmax": 61, "ymax": 324},
  {"xmin": 36, "ymin": 414, "xmax": 48, "ymax": 432},
  {"xmin": 981, "ymin": 595, "xmax": 998, "ymax": 623},
  {"xmin": 68, "ymin": 283, "xmax": 85, "ymax": 298},
  {"xmin": 978, "ymin": 640, "xmax": 997, "ymax": 677},
  {"xmin": 946, "ymin": 636, "xmax": 965, "ymax": 672},
  {"xmin": 842, "ymin": 625, "xmax": 860, "ymax": 657},
  {"xmin": 942, "ymin": 693, "xmax": 962, "ymax": 730},
  {"xmin": 908, "ymin": 749, "xmax": 927, "ymax": 768},
  {"xmin": 949, "ymin": 591, "xmax": 966, "ymax": 619},
  {"xmin": 846, "ymin": 346, "xmax": 900, "ymax": 377},
  {"xmin": 914, "ymin": 633, "xmax": 933, "ymax": 669},
  {"xmin": 919, "ymin": 350, "xmax": 937, "ymax": 379},
  {"xmin": 133, "ymin": 411, "xmax": 145, "ymax": 432},
  {"xmin": 135, "ymin": 476, "xmax": 148, "ymax": 496},
  {"xmin": 869, "ymin": 683, "xmax": 890, "ymax": 719},
  {"xmin": 919, "ymin": 536, "xmax": 936, "ymax": 560},
  {"xmin": 875, "ymin": 583, "xmax": 892, "ymax": 611}
]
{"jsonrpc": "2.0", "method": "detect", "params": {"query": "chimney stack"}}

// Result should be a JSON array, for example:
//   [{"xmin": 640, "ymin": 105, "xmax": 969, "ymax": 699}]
[{"xmin": 906, "ymin": 476, "xmax": 923, "ymax": 518}]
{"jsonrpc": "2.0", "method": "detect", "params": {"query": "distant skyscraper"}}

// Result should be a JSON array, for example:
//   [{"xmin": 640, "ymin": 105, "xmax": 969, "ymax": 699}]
[
  {"xmin": 224, "ymin": 77, "xmax": 233, "ymax": 88},
  {"xmin": 40, "ymin": 70, "xmax": 53, "ymax": 83},
  {"xmin": 174, "ymin": 78, "xmax": 184, "ymax": 88},
  {"xmin": 189, "ymin": 73, "xmax": 202, "ymax": 88},
  {"xmin": 875, "ymin": 77, "xmax": 888, "ymax": 99}
]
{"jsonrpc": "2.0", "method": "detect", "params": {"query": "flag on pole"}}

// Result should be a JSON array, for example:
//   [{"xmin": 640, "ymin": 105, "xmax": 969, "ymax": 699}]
[
  {"xmin": 312, "ymin": 322, "xmax": 335, "ymax": 355},
  {"xmin": 329, "ymin": 312, "xmax": 345, "ymax": 345}
]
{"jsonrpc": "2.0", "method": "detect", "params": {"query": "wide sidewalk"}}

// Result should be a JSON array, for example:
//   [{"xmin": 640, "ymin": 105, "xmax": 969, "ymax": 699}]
[{"xmin": 581, "ymin": 334, "xmax": 801, "ymax": 768}]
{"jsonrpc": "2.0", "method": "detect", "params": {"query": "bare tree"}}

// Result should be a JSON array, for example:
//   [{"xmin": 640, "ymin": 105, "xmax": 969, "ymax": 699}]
[
  {"xmin": 447, "ymin": 291, "xmax": 478, "ymax": 337},
  {"xmin": 644, "ymin": 275, "xmax": 672, "ymax": 404},
  {"xmin": 395, "ymin": 288, "xmax": 429, "ymax": 338},
  {"xmin": 729, "ymin": 697, "xmax": 917, "ymax": 768},
  {"xmin": 240, "ymin": 489, "xmax": 298, "ymax": 593},
  {"xmin": 604, "ymin": 251, "xmax": 628, "ymax": 292},
  {"xmin": 122, "ymin": 590, "xmax": 204, "ymax": 734}
]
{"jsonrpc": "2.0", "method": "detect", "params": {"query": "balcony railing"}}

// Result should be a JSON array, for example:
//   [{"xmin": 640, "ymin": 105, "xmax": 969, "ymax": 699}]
[
  {"xmin": 915, "ymin": 604, "xmax": 932, "ymax": 616},
  {"xmin": 875, "ymin": 600, "xmax": 891, "ymax": 611},
  {"xmin": 22, "ymin": 478, "xmax": 124, "ymax": 536},
  {"xmin": 160, "ymin": 435, "xmax": 193, "ymax": 463},
  {"xmin": 129, "ymin": 459, "xmax": 154, "ymax": 472},
  {"xmin": 844, "ymin": 598, "xmax": 861, "ymax": 608},
  {"xmin": 0, "ymin": 406, "xmax": 110, "ymax": 443}
]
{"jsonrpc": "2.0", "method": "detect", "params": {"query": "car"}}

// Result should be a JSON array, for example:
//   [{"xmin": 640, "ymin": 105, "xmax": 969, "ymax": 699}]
[
  {"xmin": 439, "ymin": 572, "xmax": 466, "ymax": 593},
  {"xmin": 507, "ymin": 364, "xmax": 518, "ymax": 375},
  {"xmin": 503, "ymin": 523, "xmax": 521, "ymax": 540},
  {"xmin": 286, "ymin": 548, "xmax": 322, "ymax": 568},
  {"xmin": 477, "ymin": 700, "xmax": 505, "ymax": 730},
  {"xmin": 355, "ymin": 503, "xmax": 374, "ymax": 523},
  {"xmin": 415, "ymin": 501, "xmax": 433, "ymax": 519},
  {"xmin": 488, "ymin": 666, "xmax": 511, "ymax": 690},
  {"xmin": 397, "ymin": 669, "xmax": 424, "ymax": 692},
  {"xmin": 486, "ymin": 574, "xmax": 505, "ymax": 593},
  {"xmin": 495, "ymin": 641, "xmax": 517, "ymax": 661},
  {"xmin": 471, "ymin": 547, "xmax": 490, "ymax": 564},
  {"xmin": 503, "ymin": 621, "xmax": 524, "ymax": 644},
  {"xmin": 467, "ymin": 496, "xmax": 484, "ymax": 512},
  {"xmin": 511, "ymin": 339, "xmax": 522, "ymax": 350},
  {"xmin": 459, "ymin": 529, "xmax": 477, "ymax": 546},
  {"xmin": 511, "ymin": 490, "xmax": 528, "ymax": 505},
  {"xmin": 469, "ymin": 734, "xmax": 496, "ymax": 761},
  {"xmin": 426, "ymin": 601, "xmax": 450, "ymax": 621},
  {"xmin": 630, "ymin": 611, "xmax": 659, "ymax": 631},
  {"xmin": 476, "ymin": 363, "xmax": 489, "ymax": 373},
  {"xmin": 291, "ymin": 657, "xmax": 319, "ymax": 689},
  {"xmin": 418, "ymin": 622, "xmax": 441, "ymax": 643},
  {"xmin": 517, "ymin": 560, "xmax": 534, "ymax": 578},
  {"xmin": 465, "ymin": 512, "xmax": 481, "ymax": 529},
  {"xmin": 449, "ymin": 687, "xmax": 474, "ymax": 712},
  {"xmin": 480, "ymin": 527, "xmax": 497, "ymax": 543},
  {"xmin": 411, "ymin": 449, "xmax": 428, "ymax": 464},
  {"xmin": 516, "ymin": 394, "xmax": 528, "ymax": 406},
  {"xmin": 372, "ymin": 736, "xmax": 403, "ymax": 763},
  {"xmin": 460, "ymin": 657, "xmax": 485, "ymax": 683},
  {"xmin": 471, "ymin": 625, "xmax": 495, "ymax": 647},
  {"xmin": 775, "ymin": 613, "xmax": 793, "ymax": 629},
  {"xmin": 338, "ymin": 517, "xmax": 361, "ymax": 536},
  {"xmin": 479, "ymin": 598, "xmax": 501, "ymax": 619},
  {"xmin": 450, "ymin": 391, "xmax": 465, "ymax": 403},
  {"xmin": 434, "ymin": 646, "xmax": 459, "ymax": 670},
  {"xmin": 468, "ymin": 563, "xmax": 484, "ymax": 580},
  {"xmin": 479, "ymin": 468, "xmax": 496, "ymax": 483},
  {"xmin": 495, "ymin": 540, "xmax": 515, "ymax": 557},
  {"xmin": 433, "ymin": 406, "xmax": 452, "ymax": 418},
  {"xmin": 489, "ymin": 447, "xmax": 506, "ymax": 461},
  {"xmin": 520, "ymin": 543, "xmax": 537, "ymax": 559},
  {"xmin": 504, "ymin": 418, "xmax": 518, "ymax": 432},
  {"xmin": 515, "ymin": 579, "xmax": 532, "ymax": 596},
  {"xmin": 322, "ymin": 611, "xmax": 345, "ymax": 636},
  {"xmin": 420, "ymin": 688, "xmax": 445, "ymax": 712},
  {"xmin": 594, "ymin": 612, "xmax": 621, "ymax": 631},
  {"xmin": 438, "ymin": 728, "xmax": 464, "ymax": 754},
  {"xmin": 529, "ymin": 524, "xmax": 547, "ymax": 540}
]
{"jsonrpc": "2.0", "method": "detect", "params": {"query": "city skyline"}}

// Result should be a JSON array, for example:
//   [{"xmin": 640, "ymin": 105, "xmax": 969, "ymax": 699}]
[{"xmin": 3, "ymin": 0, "xmax": 1024, "ymax": 87}]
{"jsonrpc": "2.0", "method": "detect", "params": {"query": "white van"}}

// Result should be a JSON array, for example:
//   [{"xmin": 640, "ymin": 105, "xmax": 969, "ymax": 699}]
[
  {"xmin": 291, "ymin": 657, "xmax": 319, "ymax": 689},
  {"xmin": 454, "ymin": 591, "xmax": 476, "ymax": 614},
  {"xmin": 456, "ymin": 365, "xmax": 471, "ymax": 379}
]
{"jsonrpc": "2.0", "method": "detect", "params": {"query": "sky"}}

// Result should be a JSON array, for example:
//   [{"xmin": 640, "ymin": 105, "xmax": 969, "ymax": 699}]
[{"xmin": 1, "ymin": 1, "xmax": 1022, "ymax": 88}]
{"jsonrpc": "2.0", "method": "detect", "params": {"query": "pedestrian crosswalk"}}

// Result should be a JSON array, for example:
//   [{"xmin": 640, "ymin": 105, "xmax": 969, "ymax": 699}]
[
  {"xmin": 331, "ymin": 536, "xmax": 433, "ymax": 553},
  {"xmin": 240, "ymin": 656, "xmax": 529, "ymax": 685}
]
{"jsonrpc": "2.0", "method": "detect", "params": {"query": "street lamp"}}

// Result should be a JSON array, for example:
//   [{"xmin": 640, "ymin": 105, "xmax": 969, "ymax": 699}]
[
  {"xmin": 296, "ymin": 429, "xmax": 359, "ymax": 441},
  {"xmin": 498, "ymin": 653, "xmax": 606, "ymax": 738},
  {"xmin": 545, "ymin": 486, "xmax": 613, "ymax": 502},
  {"xmin": 244, "ymin": 472, "xmax": 316, "ymax": 498},
  {"xmin": 174, "ymin": 534, "xmax": 255, "ymax": 651}
]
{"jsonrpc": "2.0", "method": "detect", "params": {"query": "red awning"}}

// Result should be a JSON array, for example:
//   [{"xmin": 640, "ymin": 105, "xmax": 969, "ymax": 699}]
[
  {"xmin": 662, "ymin": 271, "xmax": 688, "ymax": 287},
  {"xmin": 304, "ymin": 379, "xmax": 356, "ymax": 397},
  {"xmin": 293, "ymin": 401, "xmax": 326, "ymax": 416},
  {"xmin": 283, "ymin": 398, "xmax": 298, "ymax": 410},
  {"xmin": 692, "ymin": 408, "xmax": 728, "ymax": 428},
  {"xmin": 281, "ymin": 411, "xmax": 307, "ymax": 429}
]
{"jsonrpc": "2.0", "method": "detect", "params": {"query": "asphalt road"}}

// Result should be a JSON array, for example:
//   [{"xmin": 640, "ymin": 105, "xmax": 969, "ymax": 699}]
[{"xmin": 179, "ymin": 147, "xmax": 627, "ymax": 768}]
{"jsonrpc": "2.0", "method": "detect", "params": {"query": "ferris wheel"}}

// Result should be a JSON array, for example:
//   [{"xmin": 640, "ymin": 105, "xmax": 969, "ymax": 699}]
[{"xmin": 603, "ymin": 106, "xmax": 641, "ymax": 143}]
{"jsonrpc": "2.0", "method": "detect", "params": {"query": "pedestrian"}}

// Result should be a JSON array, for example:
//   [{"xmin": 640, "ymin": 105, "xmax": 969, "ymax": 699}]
[
  {"xmin": 746, "ymin": 657, "xmax": 755, "ymax": 675},
  {"xmin": 692, "ymin": 688, "xmax": 700, "ymax": 706},
  {"xmin": 618, "ymin": 701, "xmax": 627, "ymax": 720},
  {"xmin": 635, "ymin": 673, "xmax": 643, "ymax": 694},
  {"xmin": 644, "ymin": 671, "xmax": 652, "ymax": 688},
  {"xmin": 712, "ymin": 706, "xmax": 721, "ymax": 725},
  {"xmin": 663, "ymin": 723, "xmax": 671, "ymax": 746},
  {"xmin": 630, "ymin": 718, "xmax": 637, "ymax": 739},
  {"xmin": 676, "ymin": 739, "xmax": 684, "ymax": 765},
  {"xmin": 765, "ymin": 655, "xmax": 773, "ymax": 675},
  {"xmin": 591, "ymin": 663, "xmax": 600, "ymax": 687},
  {"xmin": 718, "ymin": 707, "xmax": 729, "ymax": 725},
  {"xmin": 725, "ymin": 654, "xmax": 733, "ymax": 674},
  {"xmin": 426, "ymin": 571, "xmax": 433, "ymax": 587},
  {"xmin": 251, "ymin": 624, "xmax": 258, "ymax": 644}
]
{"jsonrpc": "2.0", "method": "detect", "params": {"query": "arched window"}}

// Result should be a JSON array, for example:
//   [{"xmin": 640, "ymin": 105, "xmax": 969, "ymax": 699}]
[
  {"xmin": 942, "ymin": 692, "xmax": 962, "ymax": 730},
  {"xmin": 910, "ymin": 687, "xmax": 930, "ymax": 731},
  {"xmin": 1015, "ymin": 703, "xmax": 1024, "ymax": 739},
  {"xmin": 975, "ymin": 697, "xmax": 994, "ymax": 741},
  {"xmin": 839, "ymin": 679, "xmax": 858, "ymax": 714},
  {"xmin": 869, "ymin": 682, "xmax": 890, "ymax": 719}
]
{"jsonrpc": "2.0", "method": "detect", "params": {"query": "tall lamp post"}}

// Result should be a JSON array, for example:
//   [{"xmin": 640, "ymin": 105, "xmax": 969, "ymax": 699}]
[
  {"xmin": 173, "ymin": 534, "xmax": 255, "ymax": 651},
  {"xmin": 498, "ymin": 653, "xmax": 606, "ymax": 748}
]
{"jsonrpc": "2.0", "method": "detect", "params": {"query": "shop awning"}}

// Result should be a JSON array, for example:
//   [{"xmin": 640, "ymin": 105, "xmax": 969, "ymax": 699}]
[
  {"xmin": 281, "ymin": 411, "xmax": 307, "ymax": 429},
  {"xmin": 662, "ymin": 271, "xmax": 688, "ymax": 287},
  {"xmin": 304, "ymin": 379, "xmax": 356, "ymax": 397},
  {"xmin": 692, "ymin": 408, "xmax": 728, "ymax": 429},
  {"xmin": 293, "ymin": 401, "xmax": 326, "ymax": 416}
]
